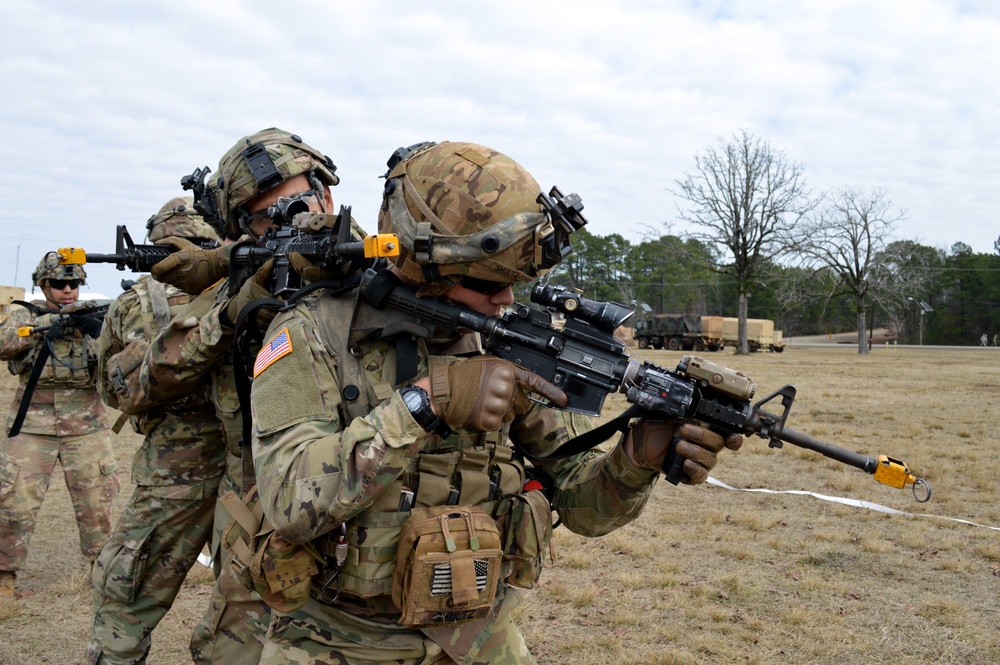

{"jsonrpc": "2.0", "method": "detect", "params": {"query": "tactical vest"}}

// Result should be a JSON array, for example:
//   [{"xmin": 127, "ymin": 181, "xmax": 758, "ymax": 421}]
[
  {"xmin": 308, "ymin": 293, "xmax": 535, "ymax": 600},
  {"xmin": 226, "ymin": 292, "xmax": 553, "ymax": 614},
  {"xmin": 10, "ymin": 309, "xmax": 96, "ymax": 389}
]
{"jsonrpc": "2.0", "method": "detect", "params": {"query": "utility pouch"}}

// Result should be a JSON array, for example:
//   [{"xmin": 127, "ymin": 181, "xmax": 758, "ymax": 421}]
[
  {"xmin": 392, "ymin": 505, "xmax": 502, "ymax": 628},
  {"xmin": 106, "ymin": 339, "xmax": 151, "ymax": 415},
  {"xmin": 498, "ymin": 490, "xmax": 554, "ymax": 589},
  {"xmin": 220, "ymin": 487, "xmax": 321, "ymax": 614},
  {"xmin": 252, "ymin": 531, "xmax": 321, "ymax": 613}
]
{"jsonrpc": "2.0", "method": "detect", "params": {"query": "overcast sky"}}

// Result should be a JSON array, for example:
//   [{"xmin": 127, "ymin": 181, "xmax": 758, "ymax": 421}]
[{"xmin": 1, "ymin": 0, "xmax": 997, "ymax": 298}]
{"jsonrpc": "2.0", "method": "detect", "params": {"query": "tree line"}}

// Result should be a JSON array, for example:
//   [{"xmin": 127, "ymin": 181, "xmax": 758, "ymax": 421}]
[
  {"xmin": 536, "ymin": 129, "xmax": 999, "ymax": 351},
  {"xmin": 542, "ymin": 229, "xmax": 1000, "ymax": 347}
]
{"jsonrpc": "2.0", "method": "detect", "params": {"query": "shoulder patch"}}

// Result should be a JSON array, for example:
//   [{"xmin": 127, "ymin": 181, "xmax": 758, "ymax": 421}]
[{"xmin": 254, "ymin": 327, "xmax": 293, "ymax": 378}]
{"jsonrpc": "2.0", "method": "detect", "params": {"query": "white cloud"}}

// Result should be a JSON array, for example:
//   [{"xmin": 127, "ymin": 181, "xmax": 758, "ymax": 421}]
[{"xmin": 0, "ymin": 0, "xmax": 996, "ymax": 297}]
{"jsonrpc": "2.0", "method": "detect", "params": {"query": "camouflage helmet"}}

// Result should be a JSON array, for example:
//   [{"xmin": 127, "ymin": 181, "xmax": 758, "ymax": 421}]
[
  {"xmin": 32, "ymin": 252, "xmax": 86, "ymax": 287},
  {"xmin": 214, "ymin": 128, "xmax": 339, "ymax": 237},
  {"xmin": 379, "ymin": 141, "xmax": 586, "ymax": 294},
  {"xmin": 146, "ymin": 196, "xmax": 221, "ymax": 243}
]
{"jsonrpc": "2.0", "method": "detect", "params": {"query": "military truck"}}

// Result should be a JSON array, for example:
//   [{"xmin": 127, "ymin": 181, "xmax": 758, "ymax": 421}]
[
  {"xmin": 721, "ymin": 317, "xmax": 785, "ymax": 352},
  {"xmin": 633, "ymin": 314, "xmax": 726, "ymax": 352}
]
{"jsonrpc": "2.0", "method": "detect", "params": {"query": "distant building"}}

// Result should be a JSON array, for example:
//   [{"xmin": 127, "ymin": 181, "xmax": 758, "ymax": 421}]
[{"xmin": 0, "ymin": 285, "xmax": 26, "ymax": 318}]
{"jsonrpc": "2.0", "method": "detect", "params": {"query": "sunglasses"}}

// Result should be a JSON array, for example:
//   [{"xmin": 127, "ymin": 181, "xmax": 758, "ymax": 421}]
[
  {"xmin": 459, "ymin": 276, "xmax": 511, "ymax": 295},
  {"xmin": 48, "ymin": 279, "xmax": 80, "ymax": 290}
]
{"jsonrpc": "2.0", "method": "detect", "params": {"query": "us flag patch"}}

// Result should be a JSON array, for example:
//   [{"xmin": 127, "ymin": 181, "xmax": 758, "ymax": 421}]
[{"xmin": 254, "ymin": 328, "xmax": 293, "ymax": 378}]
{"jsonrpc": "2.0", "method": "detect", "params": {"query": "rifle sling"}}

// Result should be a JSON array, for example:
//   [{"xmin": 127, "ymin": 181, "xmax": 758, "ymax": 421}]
[
  {"xmin": 512, "ymin": 403, "xmax": 650, "ymax": 463},
  {"xmin": 7, "ymin": 321, "xmax": 63, "ymax": 438}
]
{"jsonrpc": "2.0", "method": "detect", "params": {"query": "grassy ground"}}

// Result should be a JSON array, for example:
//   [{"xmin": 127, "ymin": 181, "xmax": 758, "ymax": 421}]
[{"xmin": 1, "ymin": 346, "xmax": 999, "ymax": 664}]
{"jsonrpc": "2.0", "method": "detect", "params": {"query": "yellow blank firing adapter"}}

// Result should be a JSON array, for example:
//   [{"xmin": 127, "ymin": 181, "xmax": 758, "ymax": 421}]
[
  {"xmin": 16, "ymin": 326, "xmax": 33, "ymax": 337},
  {"xmin": 57, "ymin": 248, "xmax": 88, "ymax": 265},
  {"xmin": 874, "ymin": 455, "xmax": 932, "ymax": 502},
  {"xmin": 364, "ymin": 233, "xmax": 400, "ymax": 258}
]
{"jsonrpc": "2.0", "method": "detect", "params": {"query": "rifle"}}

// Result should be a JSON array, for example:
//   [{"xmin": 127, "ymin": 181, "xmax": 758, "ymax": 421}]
[
  {"xmin": 7, "ymin": 299, "xmax": 110, "ymax": 437},
  {"xmin": 358, "ymin": 269, "xmax": 932, "ymax": 502},
  {"xmin": 228, "ymin": 204, "xmax": 399, "ymax": 299},
  {"xmin": 57, "ymin": 225, "xmax": 220, "ymax": 273}
]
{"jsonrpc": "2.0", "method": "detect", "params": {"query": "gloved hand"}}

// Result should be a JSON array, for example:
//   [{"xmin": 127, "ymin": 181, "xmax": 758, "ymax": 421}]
[
  {"xmin": 628, "ymin": 420, "xmax": 743, "ymax": 485},
  {"xmin": 428, "ymin": 356, "xmax": 568, "ymax": 431},
  {"xmin": 71, "ymin": 316, "xmax": 104, "ymax": 339},
  {"xmin": 225, "ymin": 259, "xmax": 275, "ymax": 328},
  {"xmin": 151, "ymin": 238, "xmax": 229, "ymax": 293},
  {"xmin": 288, "ymin": 252, "xmax": 342, "ymax": 282}
]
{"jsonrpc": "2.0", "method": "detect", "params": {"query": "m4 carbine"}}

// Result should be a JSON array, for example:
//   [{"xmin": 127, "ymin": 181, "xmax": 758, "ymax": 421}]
[
  {"xmin": 57, "ymin": 225, "xmax": 219, "ymax": 273},
  {"xmin": 227, "ymin": 205, "xmax": 399, "ymax": 299},
  {"xmin": 359, "ymin": 269, "xmax": 931, "ymax": 502}
]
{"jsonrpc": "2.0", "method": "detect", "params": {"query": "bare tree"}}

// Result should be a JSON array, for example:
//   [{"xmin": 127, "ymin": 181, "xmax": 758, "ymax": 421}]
[
  {"xmin": 796, "ymin": 187, "xmax": 904, "ymax": 354},
  {"xmin": 673, "ymin": 130, "xmax": 814, "ymax": 354}
]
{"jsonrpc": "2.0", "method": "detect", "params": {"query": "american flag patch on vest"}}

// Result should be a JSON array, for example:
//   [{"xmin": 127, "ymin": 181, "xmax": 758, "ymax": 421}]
[{"xmin": 254, "ymin": 328, "xmax": 293, "ymax": 378}]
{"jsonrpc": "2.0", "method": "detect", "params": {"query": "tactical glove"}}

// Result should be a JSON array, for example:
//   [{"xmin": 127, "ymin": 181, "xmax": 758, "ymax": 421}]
[
  {"xmin": 428, "ymin": 356, "xmax": 568, "ymax": 432},
  {"xmin": 71, "ymin": 315, "xmax": 104, "ymax": 339},
  {"xmin": 225, "ymin": 259, "xmax": 276, "ymax": 329},
  {"xmin": 151, "ymin": 238, "xmax": 229, "ymax": 294},
  {"xmin": 288, "ymin": 252, "xmax": 341, "ymax": 283},
  {"xmin": 629, "ymin": 420, "xmax": 743, "ymax": 485}
]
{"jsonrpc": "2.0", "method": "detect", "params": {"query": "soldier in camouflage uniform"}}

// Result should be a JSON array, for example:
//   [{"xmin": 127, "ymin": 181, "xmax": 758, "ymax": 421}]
[
  {"xmin": 0, "ymin": 256, "xmax": 118, "ymax": 600},
  {"xmin": 86, "ymin": 198, "xmax": 227, "ymax": 664},
  {"xmin": 248, "ymin": 141, "xmax": 744, "ymax": 663},
  {"xmin": 139, "ymin": 128, "xmax": 342, "ymax": 664}
]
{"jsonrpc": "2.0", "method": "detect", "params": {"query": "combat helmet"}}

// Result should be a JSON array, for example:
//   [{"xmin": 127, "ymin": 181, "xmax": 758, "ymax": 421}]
[
  {"xmin": 214, "ymin": 128, "xmax": 339, "ymax": 237},
  {"xmin": 32, "ymin": 252, "xmax": 86, "ymax": 288},
  {"xmin": 379, "ymin": 141, "xmax": 587, "ymax": 294},
  {"xmin": 146, "ymin": 196, "xmax": 221, "ymax": 243}
]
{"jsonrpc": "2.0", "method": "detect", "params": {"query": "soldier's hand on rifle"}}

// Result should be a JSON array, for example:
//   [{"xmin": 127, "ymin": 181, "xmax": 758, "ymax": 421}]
[
  {"xmin": 225, "ymin": 259, "xmax": 276, "ymax": 329},
  {"xmin": 71, "ymin": 315, "xmax": 104, "ymax": 339},
  {"xmin": 424, "ymin": 356, "xmax": 568, "ymax": 432},
  {"xmin": 627, "ymin": 420, "xmax": 743, "ymax": 485},
  {"xmin": 151, "ymin": 238, "xmax": 229, "ymax": 294},
  {"xmin": 288, "ymin": 252, "xmax": 341, "ymax": 283}
]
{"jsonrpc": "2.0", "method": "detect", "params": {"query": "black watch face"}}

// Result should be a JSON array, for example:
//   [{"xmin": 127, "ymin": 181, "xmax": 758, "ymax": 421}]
[{"xmin": 402, "ymin": 388, "xmax": 425, "ymax": 413}]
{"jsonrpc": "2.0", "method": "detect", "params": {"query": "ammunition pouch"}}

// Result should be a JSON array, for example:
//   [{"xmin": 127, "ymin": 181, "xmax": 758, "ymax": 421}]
[
  {"xmin": 391, "ymin": 505, "xmax": 503, "ymax": 628},
  {"xmin": 496, "ymin": 489, "xmax": 554, "ymax": 589}
]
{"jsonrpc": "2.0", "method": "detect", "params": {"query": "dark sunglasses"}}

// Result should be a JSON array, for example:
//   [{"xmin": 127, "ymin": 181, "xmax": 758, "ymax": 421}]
[
  {"xmin": 459, "ymin": 276, "xmax": 511, "ymax": 295},
  {"xmin": 48, "ymin": 279, "xmax": 80, "ymax": 290}
]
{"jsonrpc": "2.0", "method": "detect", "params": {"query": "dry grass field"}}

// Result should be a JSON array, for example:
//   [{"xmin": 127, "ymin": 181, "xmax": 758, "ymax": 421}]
[{"xmin": 1, "ymin": 345, "xmax": 999, "ymax": 664}]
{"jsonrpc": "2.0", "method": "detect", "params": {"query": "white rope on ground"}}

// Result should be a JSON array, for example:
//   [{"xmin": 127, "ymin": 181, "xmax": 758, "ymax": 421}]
[{"xmin": 706, "ymin": 476, "xmax": 1000, "ymax": 532}]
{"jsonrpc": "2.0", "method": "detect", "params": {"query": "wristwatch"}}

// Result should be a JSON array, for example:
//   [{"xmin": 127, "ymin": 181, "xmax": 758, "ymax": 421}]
[{"xmin": 399, "ymin": 385, "xmax": 452, "ymax": 438}]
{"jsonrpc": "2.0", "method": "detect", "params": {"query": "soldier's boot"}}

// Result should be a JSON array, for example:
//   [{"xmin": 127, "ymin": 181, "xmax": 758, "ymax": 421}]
[{"xmin": 0, "ymin": 571, "xmax": 15, "ymax": 600}]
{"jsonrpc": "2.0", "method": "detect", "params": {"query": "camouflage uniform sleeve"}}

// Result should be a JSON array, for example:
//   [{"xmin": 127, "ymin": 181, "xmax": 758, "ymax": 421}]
[
  {"xmin": 513, "ymin": 404, "xmax": 659, "ymax": 537},
  {"xmin": 140, "ymin": 283, "xmax": 229, "ymax": 402},
  {"xmin": 251, "ymin": 307, "xmax": 428, "ymax": 545},
  {"xmin": 96, "ymin": 291, "xmax": 134, "ymax": 407},
  {"xmin": 0, "ymin": 306, "xmax": 39, "ymax": 360}
]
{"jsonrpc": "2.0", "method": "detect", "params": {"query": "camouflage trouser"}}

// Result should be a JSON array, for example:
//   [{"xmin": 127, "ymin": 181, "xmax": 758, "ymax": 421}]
[
  {"xmin": 86, "ymin": 475, "xmax": 222, "ymax": 665},
  {"xmin": 190, "ymin": 452, "xmax": 270, "ymax": 664},
  {"xmin": 259, "ymin": 587, "xmax": 534, "ymax": 665},
  {"xmin": 0, "ymin": 430, "xmax": 118, "ymax": 572}
]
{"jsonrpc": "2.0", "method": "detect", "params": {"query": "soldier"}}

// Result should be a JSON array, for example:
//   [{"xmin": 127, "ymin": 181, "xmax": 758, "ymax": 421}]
[
  {"xmin": 86, "ymin": 198, "xmax": 227, "ymax": 664},
  {"xmin": 139, "ymin": 128, "xmax": 341, "ymax": 664},
  {"xmin": 0, "ymin": 256, "xmax": 118, "ymax": 600},
  {"xmin": 248, "ymin": 141, "xmax": 743, "ymax": 663}
]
